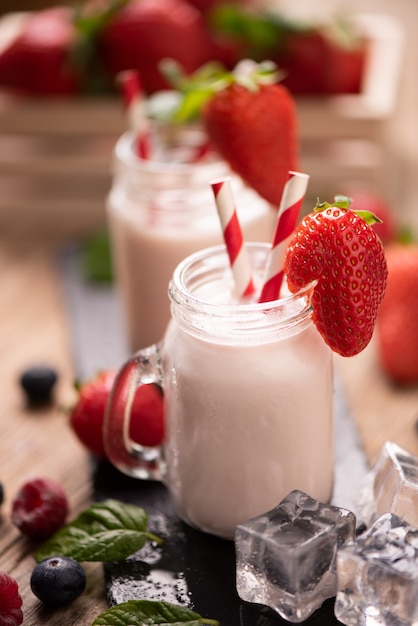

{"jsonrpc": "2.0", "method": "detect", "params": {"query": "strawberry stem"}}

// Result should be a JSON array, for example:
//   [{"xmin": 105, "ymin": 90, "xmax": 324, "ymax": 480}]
[
  {"xmin": 155, "ymin": 59, "xmax": 282, "ymax": 124},
  {"xmin": 314, "ymin": 196, "xmax": 383, "ymax": 225}
]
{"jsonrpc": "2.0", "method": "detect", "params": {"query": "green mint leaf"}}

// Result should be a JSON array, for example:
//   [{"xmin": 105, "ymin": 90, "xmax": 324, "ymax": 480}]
[
  {"xmin": 71, "ymin": 499, "xmax": 149, "ymax": 533},
  {"xmin": 35, "ymin": 500, "xmax": 162, "ymax": 563},
  {"xmin": 92, "ymin": 600, "xmax": 220, "ymax": 625},
  {"xmin": 35, "ymin": 527, "xmax": 154, "ymax": 563}
]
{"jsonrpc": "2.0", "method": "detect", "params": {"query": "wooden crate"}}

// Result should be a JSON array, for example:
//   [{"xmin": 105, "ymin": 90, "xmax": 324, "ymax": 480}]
[{"xmin": 0, "ymin": 11, "xmax": 404, "ymax": 240}]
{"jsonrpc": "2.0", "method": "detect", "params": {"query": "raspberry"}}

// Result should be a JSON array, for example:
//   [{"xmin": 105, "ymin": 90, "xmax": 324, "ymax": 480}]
[
  {"xmin": 30, "ymin": 557, "xmax": 86, "ymax": 606},
  {"xmin": 11, "ymin": 478, "xmax": 69, "ymax": 540},
  {"xmin": 0, "ymin": 572, "xmax": 23, "ymax": 626}
]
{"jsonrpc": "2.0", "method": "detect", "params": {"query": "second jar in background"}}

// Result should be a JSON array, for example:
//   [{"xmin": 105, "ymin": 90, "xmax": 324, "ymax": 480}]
[{"xmin": 107, "ymin": 130, "xmax": 276, "ymax": 352}]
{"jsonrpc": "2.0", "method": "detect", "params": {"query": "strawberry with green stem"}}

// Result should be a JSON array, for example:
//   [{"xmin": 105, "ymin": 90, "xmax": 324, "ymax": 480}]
[
  {"xmin": 284, "ymin": 197, "xmax": 388, "ymax": 357},
  {"xmin": 163, "ymin": 59, "xmax": 299, "ymax": 208},
  {"xmin": 95, "ymin": 0, "xmax": 214, "ymax": 94},
  {"xmin": 209, "ymin": 4, "xmax": 366, "ymax": 95}
]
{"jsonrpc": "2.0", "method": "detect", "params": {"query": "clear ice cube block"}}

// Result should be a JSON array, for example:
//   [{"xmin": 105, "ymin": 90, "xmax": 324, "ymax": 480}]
[
  {"xmin": 335, "ymin": 513, "xmax": 418, "ymax": 626},
  {"xmin": 357, "ymin": 441, "xmax": 418, "ymax": 528},
  {"xmin": 235, "ymin": 489, "xmax": 356, "ymax": 623}
]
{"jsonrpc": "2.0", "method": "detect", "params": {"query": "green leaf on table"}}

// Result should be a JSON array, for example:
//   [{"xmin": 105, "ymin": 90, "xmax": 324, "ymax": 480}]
[
  {"xmin": 92, "ymin": 600, "xmax": 220, "ymax": 625},
  {"xmin": 80, "ymin": 230, "xmax": 114, "ymax": 284},
  {"xmin": 35, "ymin": 499, "xmax": 162, "ymax": 563}
]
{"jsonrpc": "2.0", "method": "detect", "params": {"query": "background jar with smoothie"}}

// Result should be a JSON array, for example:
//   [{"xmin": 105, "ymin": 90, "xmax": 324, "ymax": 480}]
[{"xmin": 106, "ymin": 127, "xmax": 276, "ymax": 352}]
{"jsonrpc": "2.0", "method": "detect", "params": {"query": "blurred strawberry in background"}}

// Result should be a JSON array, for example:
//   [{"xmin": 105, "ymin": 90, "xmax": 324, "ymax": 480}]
[
  {"xmin": 0, "ymin": 0, "xmax": 369, "ymax": 97},
  {"xmin": 376, "ymin": 242, "xmax": 418, "ymax": 385},
  {"xmin": 277, "ymin": 26, "xmax": 366, "ymax": 95},
  {"xmin": 342, "ymin": 188, "xmax": 398, "ymax": 245},
  {"xmin": 186, "ymin": 0, "xmax": 243, "ymax": 17},
  {"xmin": 0, "ymin": 7, "xmax": 82, "ymax": 94},
  {"xmin": 209, "ymin": 4, "xmax": 367, "ymax": 96},
  {"xmin": 96, "ymin": 0, "xmax": 215, "ymax": 94}
]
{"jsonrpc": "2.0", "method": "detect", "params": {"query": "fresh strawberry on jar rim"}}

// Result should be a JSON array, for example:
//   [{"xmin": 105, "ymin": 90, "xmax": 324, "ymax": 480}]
[{"xmin": 284, "ymin": 197, "xmax": 388, "ymax": 357}]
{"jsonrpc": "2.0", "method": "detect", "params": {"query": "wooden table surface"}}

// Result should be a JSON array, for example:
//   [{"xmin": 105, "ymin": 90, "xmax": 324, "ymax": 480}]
[{"xmin": 2, "ymin": 236, "xmax": 418, "ymax": 625}]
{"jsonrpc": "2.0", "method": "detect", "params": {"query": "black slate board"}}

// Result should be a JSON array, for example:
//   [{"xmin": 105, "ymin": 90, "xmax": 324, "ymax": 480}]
[
  {"xmin": 59, "ymin": 247, "xmax": 365, "ymax": 625},
  {"xmin": 93, "ymin": 461, "xmax": 341, "ymax": 625}
]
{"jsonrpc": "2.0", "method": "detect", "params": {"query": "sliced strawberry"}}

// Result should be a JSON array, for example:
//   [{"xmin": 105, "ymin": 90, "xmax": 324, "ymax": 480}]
[{"xmin": 284, "ymin": 199, "xmax": 388, "ymax": 357}]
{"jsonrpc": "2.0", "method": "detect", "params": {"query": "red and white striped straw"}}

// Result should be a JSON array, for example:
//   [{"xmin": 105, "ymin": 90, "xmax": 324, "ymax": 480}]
[
  {"xmin": 117, "ymin": 70, "xmax": 151, "ymax": 159},
  {"xmin": 211, "ymin": 177, "xmax": 255, "ymax": 299},
  {"xmin": 259, "ymin": 171, "xmax": 310, "ymax": 303}
]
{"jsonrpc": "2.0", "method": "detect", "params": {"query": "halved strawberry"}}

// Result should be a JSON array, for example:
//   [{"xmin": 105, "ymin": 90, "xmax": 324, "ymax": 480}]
[{"xmin": 284, "ymin": 198, "xmax": 388, "ymax": 357}]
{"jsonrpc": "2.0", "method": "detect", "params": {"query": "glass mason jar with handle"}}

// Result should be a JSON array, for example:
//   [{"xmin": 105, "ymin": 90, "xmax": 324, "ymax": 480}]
[{"xmin": 104, "ymin": 243, "xmax": 334, "ymax": 540}]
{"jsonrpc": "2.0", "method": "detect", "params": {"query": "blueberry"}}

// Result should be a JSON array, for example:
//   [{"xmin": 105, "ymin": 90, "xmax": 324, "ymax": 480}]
[
  {"xmin": 30, "ymin": 556, "xmax": 86, "ymax": 605},
  {"xmin": 20, "ymin": 366, "xmax": 58, "ymax": 405}
]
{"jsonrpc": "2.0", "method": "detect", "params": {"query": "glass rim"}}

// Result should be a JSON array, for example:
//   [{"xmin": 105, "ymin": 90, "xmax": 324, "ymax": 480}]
[
  {"xmin": 114, "ymin": 130, "xmax": 222, "ymax": 175},
  {"xmin": 169, "ymin": 243, "xmax": 316, "ymax": 317}
]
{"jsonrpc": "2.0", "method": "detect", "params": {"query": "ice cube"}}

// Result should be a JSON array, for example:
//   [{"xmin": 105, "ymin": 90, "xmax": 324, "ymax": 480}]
[
  {"xmin": 335, "ymin": 513, "xmax": 418, "ymax": 626},
  {"xmin": 357, "ymin": 441, "xmax": 418, "ymax": 528},
  {"xmin": 235, "ymin": 490, "xmax": 356, "ymax": 623}
]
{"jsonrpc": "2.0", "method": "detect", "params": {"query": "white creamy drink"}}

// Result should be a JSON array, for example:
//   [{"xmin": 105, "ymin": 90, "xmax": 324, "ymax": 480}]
[
  {"xmin": 103, "ymin": 244, "xmax": 334, "ymax": 540},
  {"xmin": 162, "ymin": 250, "xmax": 334, "ymax": 538},
  {"xmin": 107, "ymin": 131, "xmax": 276, "ymax": 352}
]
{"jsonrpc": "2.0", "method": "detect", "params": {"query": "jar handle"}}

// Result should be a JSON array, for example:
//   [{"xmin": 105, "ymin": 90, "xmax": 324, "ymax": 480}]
[{"xmin": 103, "ymin": 345, "xmax": 165, "ymax": 481}]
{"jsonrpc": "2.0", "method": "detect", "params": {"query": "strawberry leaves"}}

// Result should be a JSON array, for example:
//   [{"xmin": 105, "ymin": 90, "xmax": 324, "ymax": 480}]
[
  {"xmin": 34, "ymin": 499, "xmax": 161, "ymax": 563},
  {"xmin": 315, "ymin": 196, "xmax": 384, "ymax": 226},
  {"xmin": 154, "ymin": 59, "xmax": 281, "ymax": 124}
]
